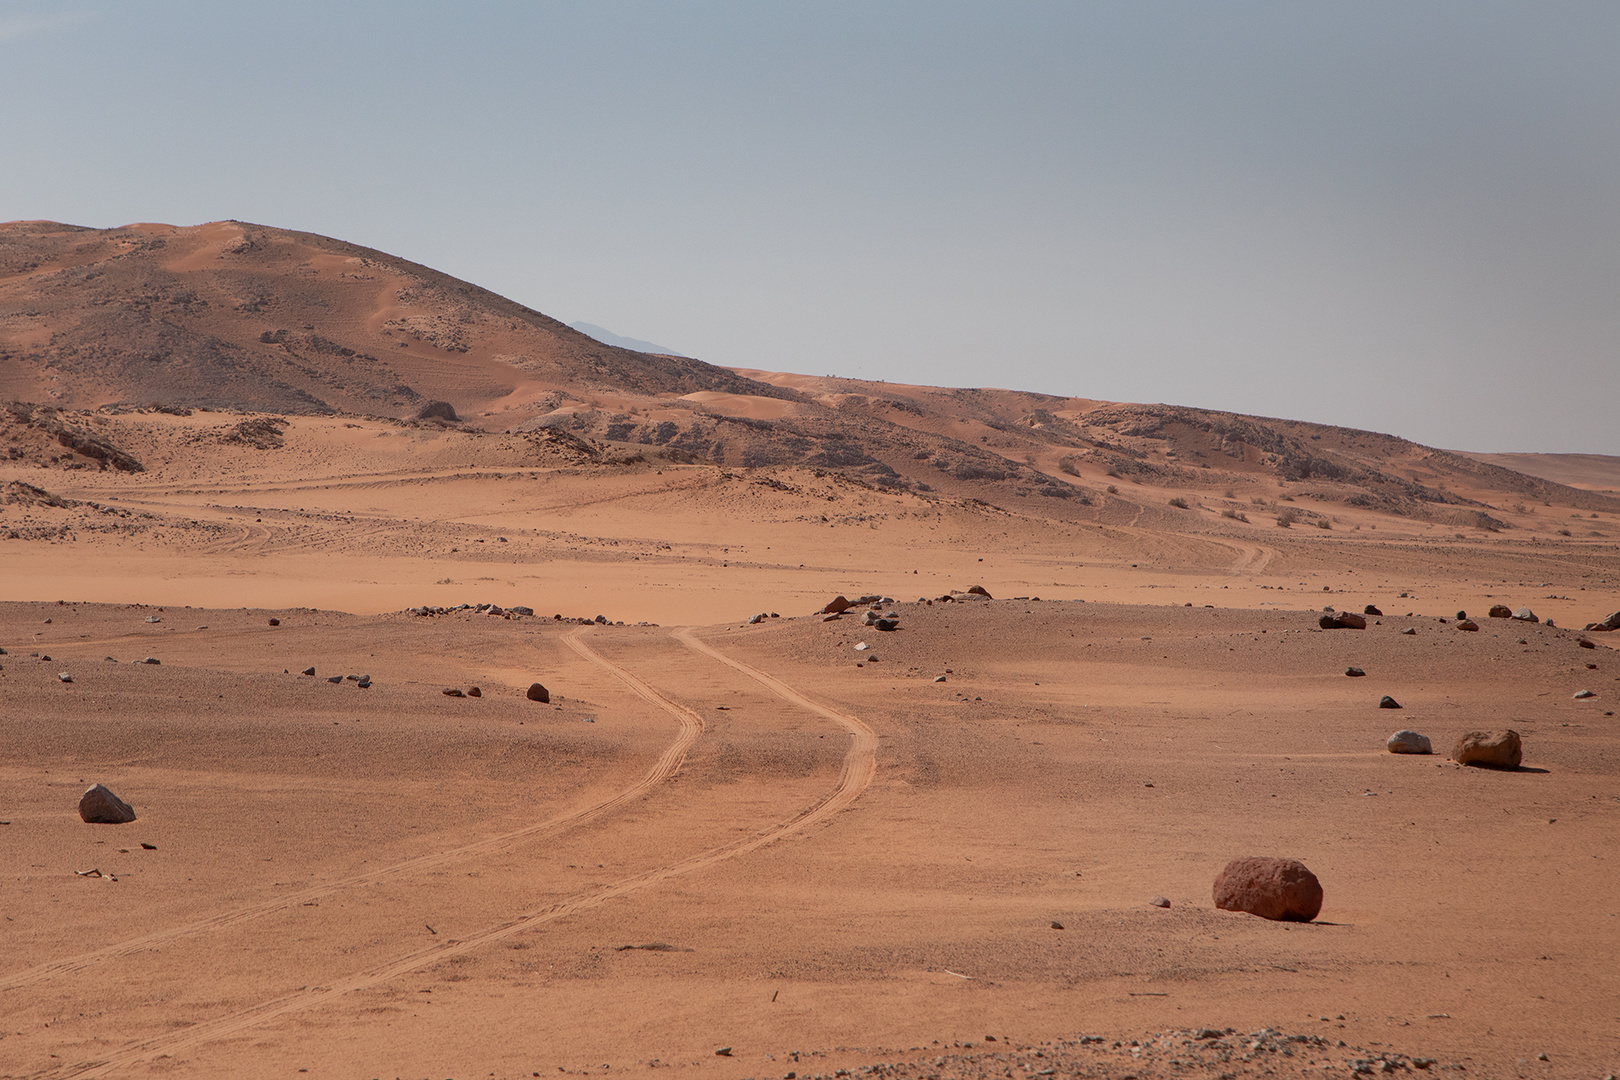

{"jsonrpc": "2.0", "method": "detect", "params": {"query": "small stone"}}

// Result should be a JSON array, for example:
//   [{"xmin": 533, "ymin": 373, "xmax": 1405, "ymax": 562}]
[
  {"xmin": 268, "ymin": 618, "xmax": 281, "ymax": 626},
  {"xmin": 141, "ymin": 657, "xmax": 160, "ymax": 665},
  {"xmin": 1512, "ymin": 607, "xmax": 1540, "ymax": 623},
  {"xmin": 854, "ymin": 642, "xmax": 869, "ymax": 651},
  {"xmin": 1457, "ymin": 620, "xmax": 1479, "ymax": 631},
  {"xmin": 748, "ymin": 613, "xmax": 764, "ymax": 624},
  {"xmin": 526, "ymin": 682, "xmax": 550, "ymax": 703},
  {"xmin": 467, "ymin": 686, "xmax": 481, "ymax": 697},
  {"xmin": 1149, "ymin": 896, "xmax": 1171, "ymax": 908},
  {"xmin": 1456, "ymin": 610, "xmax": 1468, "ymax": 621},
  {"xmin": 1363, "ymin": 605, "xmax": 1382, "ymax": 616},
  {"xmin": 1574, "ymin": 690, "xmax": 1595, "ymax": 699},
  {"xmin": 1213, "ymin": 856, "xmax": 1323, "ymax": 922},
  {"xmin": 140, "ymin": 842, "xmax": 156, "ymax": 850},
  {"xmin": 1579, "ymin": 638, "xmax": 1596, "ymax": 649},
  {"xmin": 821, "ymin": 595, "xmax": 853, "ymax": 615},
  {"xmin": 301, "ymin": 667, "xmax": 316, "ymax": 676},
  {"xmin": 144, "ymin": 615, "xmax": 161, "ymax": 623},
  {"xmin": 357, "ymin": 677, "xmax": 371, "ymax": 688},
  {"xmin": 327, "ymin": 675, "xmax": 343, "ymax": 684},
  {"xmin": 715, "ymin": 1048, "xmax": 733, "ymax": 1057},
  {"xmin": 443, "ymin": 688, "xmax": 464, "ymax": 697},
  {"xmin": 1452, "ymin": 729, "xmax": 1523, "ymax": 768},
  {"xmin": 79, "ymin": 783, "xmax": 136, "ymax": 824},
  {"xmin": 57, "ymin": 672, "xmax": 72, "ymax": 683},
  {"xmin": 1345, "ymin": 667, "xmax": 1366, "ymax": 677},
  {"xmin": 1387, "ymin": 730, "xmax": 1432, "ymax": 754},
  {"xmin": 1401, "ymin": 627, "xmax": 1417, "ymax": 635},
  {"xmin": 1379, "ymin": 695, "xmax": 1402, "ymax": 709},
  {"xmin": 1050, "ymin": 920, "xmax": 1065, "ymax": 929},
  {"xmin": 934, "ymin": 675, "xmax": 947, "ymax": 682}
]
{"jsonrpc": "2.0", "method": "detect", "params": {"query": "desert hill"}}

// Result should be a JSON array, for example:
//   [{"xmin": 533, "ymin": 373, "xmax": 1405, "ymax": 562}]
[{"xmin": 5, "ymin": 219, "xmax": 1619, "ymax": 537}]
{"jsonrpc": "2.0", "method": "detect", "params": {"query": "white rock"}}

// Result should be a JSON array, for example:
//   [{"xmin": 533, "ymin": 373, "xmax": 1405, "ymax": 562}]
[{"xmin": 1387, "ymin": 730, "xmax": 1432, "ymax": 754}]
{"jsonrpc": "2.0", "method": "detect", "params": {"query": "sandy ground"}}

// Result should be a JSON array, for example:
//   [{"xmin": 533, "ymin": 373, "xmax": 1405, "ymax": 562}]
[{"xmin": 4, "ymin": 415, "xmax": 1620, "ymax": 1080}]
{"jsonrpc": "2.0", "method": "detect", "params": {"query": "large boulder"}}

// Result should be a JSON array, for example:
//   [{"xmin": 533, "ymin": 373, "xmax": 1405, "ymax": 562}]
[
  {"xmin": 79, "ymin": 783, "xmax": 136, "ymax": 824},
  {"xmin": 526, "ymin": 682, "xmax": 550, "ymax": 703},
  {"xmin": 1213, "ymin": 857, "xmax": 1323, "ymax": 922},
  {"xmin": 1452, "ymin": 729, "xmax": 1522, "ymax": 768},
  {"xmin": 1387, "ymin": 730, "xmax": 1432, "ymax": 754}
]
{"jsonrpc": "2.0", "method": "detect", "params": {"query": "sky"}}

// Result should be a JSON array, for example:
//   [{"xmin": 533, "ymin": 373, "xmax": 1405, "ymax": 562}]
[{"xmin": 2, "ymin": 2, "xmax": 1617, "ymax": 454}]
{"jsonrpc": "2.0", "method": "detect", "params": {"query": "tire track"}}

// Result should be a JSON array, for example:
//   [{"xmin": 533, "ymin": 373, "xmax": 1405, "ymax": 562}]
[
  {"xmin": 1, "ymin": 629, "xmax": 700, "ymax": 997},
  {"xmin": 47, "ymin": 630, "xmax": 876, "ymax": 1080}
]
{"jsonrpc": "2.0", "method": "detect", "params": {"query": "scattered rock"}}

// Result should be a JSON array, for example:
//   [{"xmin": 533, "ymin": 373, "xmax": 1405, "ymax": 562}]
[
  {"xmin": 934, "ymin": 675, "xmax": 947, "ymax": 682},
  {"xmin": 1455, "ymin": 610, "xmax": 1468, "ymax": 621},
  {"xmin": 140, "ymin": 842, "xmax": 156, "ymax": 850},
  {"xmin": 966, "ymin": 585, "xmax": 992, "ymax": 598},
  {"xmin": 854, "ymin": 642, "xmax": 869, "ymax": 651},
  {"xmin": 1387, "ymin": 730, "xmax": 1433, "ymax": 754},
  {"xmin": 141, "ymin": 657, "xmax": 160, "ymax": 665},
  {"xmin": 1149, "ymin": 896, "xmax": 1171, "ymax": 908},
  {"xmin": 268, "ymin": 618, "xmax": 281, "ymax": 626},
  {"xmin": 526, "ymin": 682, "xmax": 550, "ymax": 703},
  {"xmin": 1213, "ymin": 857, "xmax": 1323, "ymax": 922},
  {"xmin": 1319, "ymin": 611, "xmax": 1366, "ymax": 630},
  {"xmin": 821, "ymin": 595, "xmax": 853, "ymax": 615},
  {"xmin": 1452, "ymin": 729, "xmax": 1523, "ymax": 768},
  {"xmin": 467, "ymin": 686, "xmax": 482, "ymax": 697},
  {"xmin": 1511, "ymin": 607, "xmax": 1540, "ymax": 623},
  {"xmin": 1584, "ymin": 610, "xmax": 1620, "ymax": 632},
  {"xmin": 874, "ymin": 618, "xmax": 898, "ymax": 631},
  {"xmin": 357, "ymin": 676, "xmax": 371, "ymax": 689},
  {"xmin": 1363, "ymin": 605, "xmax": 1382, "ymax": 616},
  {"xmin": 1379, "ymin": 695, "xmax": 1402, "ymax": 709},
  {"xmin": 822, "ymin": 613, "xmax": 841, "ymax": 622},
  {"xmin": 57, "ymin": 672, "xmax": 72, "ymax": 683},
  {"xmin": 144, "ymin": 615, "xmax": 161, "ymax": 624},
  {"xmin": 301, "ymin": 667, "xmax": 316, "ymax": 676},
  {"xmin": 443, "ymin": 688, "xmax": 464, "ymax": 697},
  {"xmin": 1401, "ymin": 627, "xmax": 1417, "ymax": 635},
  {"xmin": 327, "ymin": 675, "xmax": 343, "ymax": 684},
  {"xmin": 747, "ymin": 613, "xmax": 764, "ymax": 624},
  {"xmin": 1578, "ymin": 638, "xmax": 1596, "ymax": 649},
  {"xmin": 1488, "ymin": 604, "xmax": 1513, "ymax": 619},
  {"xmin": 509, "ymin": 605, "xmax": 534, "ymax": 617},
  {"xmin": 79, "ymin": 783, "xmax": 136, "ymax": 824},
  {"xmin": 1574, "ymin": 690, "xmax": 1595, "ymax": 699},
  {"xmin": 1344, "ymin": 667, "xmax": 1366, "ymax": 677},
  {"xmin": 715, "ymin": 1048, "xmax": 733, "ymax": 1057},
  {"xmin": 1050, "ymin": 921, "xmax": 1065, "ymax": 930},
  {"xmin": 1457, "ymin": 620, "xmax": 1479, "ymax": 632}
]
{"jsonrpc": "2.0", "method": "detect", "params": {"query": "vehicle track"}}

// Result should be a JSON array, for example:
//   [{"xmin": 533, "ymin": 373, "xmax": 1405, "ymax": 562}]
[
  {"xmin": 1, "ymin": 629, "xmax": 700, "ymax": 998},
  {"xmin": 46, "ymin": 630, "xmax": 877, "ymax": 1079}
]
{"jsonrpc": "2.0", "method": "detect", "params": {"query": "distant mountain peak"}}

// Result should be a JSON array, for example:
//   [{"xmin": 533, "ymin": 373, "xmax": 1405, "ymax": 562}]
[{"xmin": 569, "ymin": 322, "xmax": 687, "ymax": 357}]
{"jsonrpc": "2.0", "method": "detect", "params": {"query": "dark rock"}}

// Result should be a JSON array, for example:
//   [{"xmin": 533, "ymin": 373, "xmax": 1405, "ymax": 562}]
[
  {"xmin": 1363, "ymin": 605, "xmax": 1382, "ymax": 616},
  {"xmin": 79, "ymin": 783, "xmax": 136, "ymax": 824},
  {"xmin": 327, "ymin": 675, "xmax": 343, "ymax": 684},
  {"xmin": 1456, "ymin": 610, "xmax": 1468, "ymax": 621},
  {"xmin": 301, "ymin": 667, "xmax": 315, "ymax": 676},
  {"xmin": 1050, "ymin": 921, "xmax": 1065, "ymax": 930},
  {"xmin": 874, "ymin": 619, "xmax": 898, "ymax": 631},
  {"xmin": 526, "ymin": 682, "xmax": 550, "ymax": 703},
  {"xmin": 1345, "ymin": 667, "xmax": 1366, "ymax": 677},
  {"xmin": 509, "ymin": 605, "xmax": 534, "ymax": 617},
  {"xmin": 966, "ymin": 585, "xmax": 992, "ymax": 598},
  {"xmin": 1379, "ymin": 695, "xmax": 1402, "ymax": 709},
  {"xmin": 141, "ymin": 657, "xmax": 161, "ymax": 664},
  {"xmin": 1574, "ymin": 690, "xmax": 1595, "ymax": 699},
  {"xmin": 1452, "ymin": 729, "xmax": 1522, "ymax": 768},
  {"xmin": 1319, "ymin": 611, "xmax": 1367, "ymax": 630},
  {"xmin": 442, "ymin": 688, "xmax": 464, "ymax": 697},
  {"xmin": 1488, "ymin": 605, "xmax": 1513, "ymax": 619},
  {"xmin": 1579, "ymin": 638, "xmax": 1596, "ymax": 649},
  {"xmin": 268, "ymin": 617, "xmax": 280, "ymax": 626},
  {"xmin": 1213, "ymin": 856, "xmax": 1323, "ymax": 922},
  {"xmin": 467, "ymin": 686, "xmax": 481, "ymax": 697},
  {"xmin": 1457, "ymin": 620, "xmax": 1479, "ymax": 631},
  {"xmin": 415, "ymin": 400, "xmax": 460, "ymax": 422}
]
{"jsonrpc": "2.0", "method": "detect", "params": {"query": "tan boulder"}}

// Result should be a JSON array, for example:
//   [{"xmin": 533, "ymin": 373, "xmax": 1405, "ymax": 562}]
[
  {"xmin": 1452, "ymin": 729, "xmax": 1522, "ymax": 768},
  {"xmin": 1213, "ymin": 857, "xmax": 1323, "ymax": 922}
]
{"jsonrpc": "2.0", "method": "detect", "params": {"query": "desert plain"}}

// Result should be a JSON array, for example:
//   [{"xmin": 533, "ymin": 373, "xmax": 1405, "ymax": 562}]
[{"xmin": 3, "ymin": 221, "xmax": 1620, "ymax": 1080}]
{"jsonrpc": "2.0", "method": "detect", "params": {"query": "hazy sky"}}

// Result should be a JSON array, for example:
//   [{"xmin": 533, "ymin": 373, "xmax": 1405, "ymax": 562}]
[{"xmin": 3, "ymin": 2, "xmax": 1617, "ymax": 453}]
